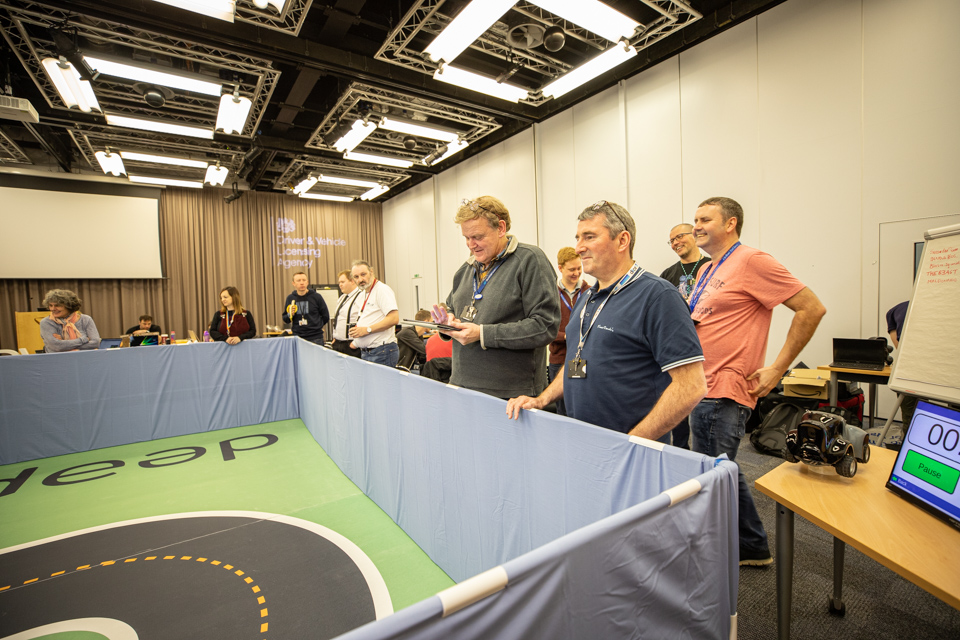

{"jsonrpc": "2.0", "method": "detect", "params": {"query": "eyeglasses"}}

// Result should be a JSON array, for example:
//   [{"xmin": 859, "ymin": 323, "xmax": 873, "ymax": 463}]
[
  {"xmin": 461, "ymin": 198, "xmax": 493, "ymax": 214},
  {"xmin": 668, "ymin": 232, "xmax": 693, "ymax": 245}
]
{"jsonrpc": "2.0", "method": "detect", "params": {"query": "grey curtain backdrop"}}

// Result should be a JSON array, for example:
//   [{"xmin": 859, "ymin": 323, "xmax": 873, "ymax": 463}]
[{"xmin": 0, "ymin": 188, "xmax": 384, "ymax": 349}]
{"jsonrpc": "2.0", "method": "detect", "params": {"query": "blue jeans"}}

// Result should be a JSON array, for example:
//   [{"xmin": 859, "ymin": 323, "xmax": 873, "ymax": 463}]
[
  {"xmin": 361, "ymin": 343, "xmax": 399, "ymax": 368},
  {"xmin": 690, "ymin": 398, "xmax": 769, "ymax": 554},
  {"xmin": 547, "ymin": 363, "xmax": 567, "ymax": 416}
]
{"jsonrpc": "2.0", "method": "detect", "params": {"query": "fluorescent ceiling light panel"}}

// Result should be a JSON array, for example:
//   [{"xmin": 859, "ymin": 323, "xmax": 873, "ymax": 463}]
[
  {"xmin": 378, "ymin": 116, "xmax": 459, "ymax": 143},
  {"xmin": 253, "ymin": 0, "xmax": 286, "ymax": 11},
  {"xmin": 41, "ymin": 57, "xmax": 101, "ymax": 113},
  {"xmin": 293, "ymin": 176, "xmax": 318, "ymax": 195},
  {"xmin": 360, "ymin": 184, "xmax": 390, "ymax": 201},
  {"xmin": 120, "ymin": 151, "xmax": 208, "ymax": 168},
  {"xmin": 300, "ymin": 193, "xmax": 354, "ymax": 202},
  {"xmin": 424, "ymin": 0, "xmax": 515, "ymax": 63},
  {"xmin": 84, "ymin": 56, "xmax": 222, "ymax": 96},
  {"xmin": 149, "ymin": 0, "xmax": 236, "ymax": 22},
  {"xmin": 205, "ymin": 164, "xmax": 229, "ymax": 186},
  {"xmin": 433, "ymin": 64, "xmax": 529, "ymax": 103},
  {"xmin": 433, "ymin": 139, "xmax": 469, "ymax": 165},
  {"xmin": 343, "ymin": 151, "xmax": 414, "ymax": 168},
  {"xmin": 216, "ymin": 93, "xmax": 252, "ymax": 134},
  {"xmin": 319, "ymin": 174, "xmax": 380, "ymax": 188},
  {"xmin": 106, "ymin": 114, "xmax": 215, "ymax": 139},
  {"xmin": 128, "ymin": 174, "xmax": 205, "ymax": 188},
  {"xmin": 530, "ymin": 0, "xmax": 640, "ymax": 42},
  {"xmin": 94, "ymin": 151, "xmax": 126, "ymax": 176},
  {"xmin": 333, "ymin": 119, "xmax": 377, "ymax": 152},
  {"xmin": 542, "ymin": 41, "xmax": 637, "ymax": 99}
]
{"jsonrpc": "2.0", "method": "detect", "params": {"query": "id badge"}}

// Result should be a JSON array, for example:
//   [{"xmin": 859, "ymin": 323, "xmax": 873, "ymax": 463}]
[
  {"xmin": 299, "ymin": 318, "xmax": 307, "ymax": 326},
  {"xmin": 461, "ymin": 305, "xmax": 477, "ymax": 322},
  {"xmin": 567, "ymin": 358, "xmax": 586, "ymax": 379}
]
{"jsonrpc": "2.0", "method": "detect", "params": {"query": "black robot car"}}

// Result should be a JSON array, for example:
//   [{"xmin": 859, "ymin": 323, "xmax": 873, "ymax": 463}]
[{"xmin": 783, "ymin": 410, "xmax": 870, "ymax": 478}]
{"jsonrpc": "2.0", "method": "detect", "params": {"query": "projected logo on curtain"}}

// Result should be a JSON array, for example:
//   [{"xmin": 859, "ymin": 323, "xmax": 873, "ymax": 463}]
[{"xmin": 274, "ymin": 217, "xmax": 347, "ymax": 270}]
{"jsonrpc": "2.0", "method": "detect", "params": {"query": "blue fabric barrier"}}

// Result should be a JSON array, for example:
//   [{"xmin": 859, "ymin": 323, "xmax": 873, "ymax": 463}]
[
  {"xmin": 0, "ymin": 339, "xmax": 299, "ymax": 465},
  {"xmin": 296, "ymin": 340, "xmax": 739, "ymax": 639}
]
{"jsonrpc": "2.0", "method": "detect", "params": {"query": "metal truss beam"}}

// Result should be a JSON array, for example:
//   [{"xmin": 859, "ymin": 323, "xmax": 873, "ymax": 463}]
[{"xmin": 0, "ymin": 127, "xmax": 32, "ymax": 163}]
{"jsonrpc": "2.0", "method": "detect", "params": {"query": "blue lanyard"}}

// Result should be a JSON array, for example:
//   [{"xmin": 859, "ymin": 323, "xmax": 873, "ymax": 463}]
[
  {"xmin": 574, "ymin": 263, "xmax": 642, "ymax": 359},
  {"xmin": 560, "ymin": 285, "xmax": 583, "ymax": 312},
  {"xmin": 688, "ymin": 241, "xmax": 740, "ymax": 313},
  {"xmin": 472, "ymin": 245, "xmax": 509, "ymax": 300}
]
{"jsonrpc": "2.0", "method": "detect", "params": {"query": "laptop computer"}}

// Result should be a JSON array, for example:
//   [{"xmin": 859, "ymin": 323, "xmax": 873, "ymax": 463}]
[
  {"xmin": 886, "ymin": 400, "xmax": 960, "ymax": 531},
  {"xmin": 830, "ymin": 338, "xmax": 887, "ymax": 371},
  {"xmin": 130, "ymin": 332, "xmax": 161, "ymax": 347},
  {"xmin": 98, "ymin": 338, "xmax": 124, "ymax": 349}
]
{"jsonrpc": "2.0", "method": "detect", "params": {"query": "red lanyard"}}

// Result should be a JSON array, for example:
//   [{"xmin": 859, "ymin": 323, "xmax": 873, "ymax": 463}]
[{"xmin": 360, "ymin": 280, "xmax": 378, "ymax": 312}]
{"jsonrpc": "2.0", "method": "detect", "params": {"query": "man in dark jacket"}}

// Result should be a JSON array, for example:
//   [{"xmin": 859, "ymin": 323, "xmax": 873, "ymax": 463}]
[{"xmin": 282, "ymin": 272, "xmax": 329, "ymax": 345}]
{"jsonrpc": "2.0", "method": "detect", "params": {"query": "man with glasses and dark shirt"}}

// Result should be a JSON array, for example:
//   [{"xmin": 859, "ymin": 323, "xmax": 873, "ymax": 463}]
[
  {"xmin": 658, "ymin": 223, "xmax": 711, "ymax": 449},
  {"xmin": 126, "ymin": 314, "xmax": 162, "ymax": 346},
  {"xmin": 507, "ymin": 201, "xmax": 706, "ymax": 444}
]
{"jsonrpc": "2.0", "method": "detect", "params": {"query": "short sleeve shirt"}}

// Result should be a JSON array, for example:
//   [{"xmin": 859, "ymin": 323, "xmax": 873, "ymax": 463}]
[
  {"xmin": 690, "ymin": 245, "xmax": 806, "ymax": 408},
  {"xmin": 353, "ymin": 281, "xmax": 398, "ymax": 348},
  {"xmin": 563, "ymin": 270, "xmax": 704, "ymax": 434}
]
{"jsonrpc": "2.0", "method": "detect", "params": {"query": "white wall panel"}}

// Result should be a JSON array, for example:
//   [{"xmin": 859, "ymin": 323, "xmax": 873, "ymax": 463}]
[
  {"xmin": 536, "ymin": 110, "xmax": 578, "ymax": 268},
  {"xmin": 678, "ymin": 19, "xmax": 761, "ymax": 249},
  {"xmin": 757, "ymin": 0, "xmax": 864, "ymax": 370},
  {"xmin": 623, "ymin": 57, "xmax": 685, "ymax": 275},
  {"xmin": 382, "ymin": 177, "xmax": 438, "ymax": 318}
]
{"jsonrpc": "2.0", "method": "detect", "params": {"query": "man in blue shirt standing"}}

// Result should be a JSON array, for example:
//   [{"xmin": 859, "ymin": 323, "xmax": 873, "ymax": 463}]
[{"xmin": 506, "ymin": 201, "xmax": 706, "ymax": 441}]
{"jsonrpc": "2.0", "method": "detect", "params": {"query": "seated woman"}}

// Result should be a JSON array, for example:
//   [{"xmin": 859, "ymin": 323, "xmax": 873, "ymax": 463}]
[
  {"xmin": 40, "ymin": 289, "xmax": 101, "ymax": 352},
  {"xmin": 209, "ymin": 286, "xmax": 257, "ymax": 345}
]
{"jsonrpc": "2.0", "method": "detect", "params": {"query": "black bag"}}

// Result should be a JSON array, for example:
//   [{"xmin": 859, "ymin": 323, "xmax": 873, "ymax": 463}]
[{"xmin": 750, "ymin": 402, "xmax": 807, "ymax": 457}]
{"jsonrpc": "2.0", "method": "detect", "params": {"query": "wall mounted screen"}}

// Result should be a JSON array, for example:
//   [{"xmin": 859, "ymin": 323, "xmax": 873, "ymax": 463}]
[{"xmin": 0, "ymin": 185, "xmax": 163, "ymax": 279}]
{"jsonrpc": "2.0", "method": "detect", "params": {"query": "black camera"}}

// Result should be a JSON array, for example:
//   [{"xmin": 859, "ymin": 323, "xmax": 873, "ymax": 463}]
[{"xmin": 346, "ymin": 323, "xmax": 356, "ymax": 333}]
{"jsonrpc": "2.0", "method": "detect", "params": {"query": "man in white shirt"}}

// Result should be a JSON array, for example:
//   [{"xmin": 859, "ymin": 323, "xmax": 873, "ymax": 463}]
[
  {"xmin": 348, "ymin": 260, "xmax": 400, "ymax": 367},
  {"xmin": 330, "ymin": 269, "xmax": 362, "ymax": 357}
]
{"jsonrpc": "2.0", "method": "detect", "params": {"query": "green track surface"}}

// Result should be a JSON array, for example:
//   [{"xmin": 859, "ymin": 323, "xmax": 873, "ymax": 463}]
[{"xmin": 0, "ymin": 420, "xmax": 453, "ymax": 610}]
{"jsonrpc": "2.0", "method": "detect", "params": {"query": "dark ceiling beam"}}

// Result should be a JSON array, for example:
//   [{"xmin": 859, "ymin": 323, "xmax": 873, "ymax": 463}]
[
  {"xmin": 270, "ymin": 66, "xmax": 323, "ymax": 136},
  {"xmin": 23, "ymin": 121, "xmax": 72, "ymax": 172},
  {"xmin": 318, "ymin": 0, "xmax": 369, "ymax": 45},
  {"xmin": 30, "ymin": 0, "xmax": 539, "ymax": 124}
]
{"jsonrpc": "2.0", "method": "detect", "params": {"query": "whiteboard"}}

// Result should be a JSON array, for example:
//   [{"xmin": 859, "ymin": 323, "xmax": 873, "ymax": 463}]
[{"xmin": 888, "ymin": 223, "xmax": 960, "ymax": 404}]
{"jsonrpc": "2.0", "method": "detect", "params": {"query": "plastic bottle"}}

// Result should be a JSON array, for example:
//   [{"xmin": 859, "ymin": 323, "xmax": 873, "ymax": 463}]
[
  {"xmin": 203, "ymin": 330, "xmax": 210, "ymax": 342},
  {"xmin": 170, "ymin": 330, "xmax": 176, "ymax": 344}
]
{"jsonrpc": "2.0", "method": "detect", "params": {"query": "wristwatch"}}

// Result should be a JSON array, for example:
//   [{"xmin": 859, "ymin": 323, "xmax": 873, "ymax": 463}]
[{"xmin": 366, "ymin": 326, "xmax": 372, "ymax": 334}]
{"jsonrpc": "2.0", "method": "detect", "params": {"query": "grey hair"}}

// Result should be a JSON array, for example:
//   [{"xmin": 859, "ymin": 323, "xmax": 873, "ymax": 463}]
[
  {"xmin": 351, "ymin": 259, "xmax": 375, "ymax": 275},
  {"xmin": 578, "ymin": 201, "xmax": 636, "ymax": 257},
  {"xmin": 43, "ymin": 289, "xmax": 83, "ymax": 314}
]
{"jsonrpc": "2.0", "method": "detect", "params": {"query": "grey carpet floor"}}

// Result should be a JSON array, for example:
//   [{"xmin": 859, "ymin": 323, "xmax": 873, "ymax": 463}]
[{"xmin": 735, "ymin": 433, "xmax": 960, "ymax": 639}]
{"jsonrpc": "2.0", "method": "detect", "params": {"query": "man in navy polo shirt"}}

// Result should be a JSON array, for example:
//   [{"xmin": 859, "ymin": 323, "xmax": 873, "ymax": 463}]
[{"xmin": 506, "ymin": 201, "xmax": 706, "ymax": 441}]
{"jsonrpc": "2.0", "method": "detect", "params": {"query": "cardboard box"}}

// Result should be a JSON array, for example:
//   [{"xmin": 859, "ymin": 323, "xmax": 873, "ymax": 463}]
[{"xmin": 781, "ymin": 368, "xmax": 829, "ymax": 399}]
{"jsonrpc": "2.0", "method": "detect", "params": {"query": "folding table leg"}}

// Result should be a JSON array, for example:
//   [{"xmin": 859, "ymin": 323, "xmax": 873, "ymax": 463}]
[{"xmin": 829, "ymin": 536, "xmax": 846, "ymax": 615}]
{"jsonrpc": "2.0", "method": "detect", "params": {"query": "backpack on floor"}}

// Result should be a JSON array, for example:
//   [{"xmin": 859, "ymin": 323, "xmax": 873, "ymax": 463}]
[{"xmin": 749, "ymin": 402, "xmax": 807, "ymax": 457}]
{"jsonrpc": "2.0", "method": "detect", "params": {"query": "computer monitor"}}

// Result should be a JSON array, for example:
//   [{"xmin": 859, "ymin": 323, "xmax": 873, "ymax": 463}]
[{"xmin": 886, "ymin": 400, "xmax": 960, "ymax": 532}]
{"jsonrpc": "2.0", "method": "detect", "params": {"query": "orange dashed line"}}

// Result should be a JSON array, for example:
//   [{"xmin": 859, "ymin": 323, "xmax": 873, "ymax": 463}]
[
  {"xmin": 163, "ymin": 556, "xmax": 175, "ymax": 560},
  {"xmin": 145, "ymin": 556, "xmax": 157, "ymax": 561},
  {"xmin": 235, "ymin": 570, "xmax": 244, "ymax": 576},
  {"xmin": 257, "ymin": 596, "xmax": 265, "ymax": 604},
  {"xmin": 224, "ymin": 564, "xmax": 234, "ymax": 570},
  {"xmin": 101, "ymin": 561, "xmax": 115, "ymax": 566},
  {"xmin": 180, "ymin": 556, "xmax": 192, "ymax": 560},
  {"xmin": 77, "ymin": 565, "xmax": 90, "ymax": 571},
  {"xmin": 244, "ymin": 577, "xmax": 253, "ymax": 584},
  {"xmin": 124, "ymin": 559, "xmax": 137, "ymax": 563},
  {"xmin": 51, "ymin": 571, "xmax": 65, "ymax": 577},
  {"xmin": 252, "ymin": 586, "xmax": 260, "ymax": 593},
  {"xmin": 0, "ymin": 586, "xmax": 9, "ymax": 592},
  {"xmin": 24, "ymin": 578, "xmax": 38, "ymax": 584},
  {"xmin": 260, "ymin": 608, "xmax": 268, "ymax": 617},
  {"xmin": 260, "ymin": 623, "xmax": 268, "ymax": 633},
  {"xmin": 197, "ymin": 557, "xmax": 207, "ymax": 562},
  {"xmin": 211, "ymin": 560, "xmax": 221, "ymax": 566}
]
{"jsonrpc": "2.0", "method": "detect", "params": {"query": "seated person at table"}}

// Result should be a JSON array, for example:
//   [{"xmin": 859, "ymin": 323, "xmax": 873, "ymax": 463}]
[
  {"xmin": 40, "ymin": 289, "xmax": 101, "ymax": 352},
  {"xmin": 125, "ymin": 314, "xmax": 162, "ymax": 346},
  {"xmin": 425, "ymin": 304, "xmax": 453, "ymax": 361},
  {"xmin": 209, "ymin": 286, "xmax": 257, "ymax": 345},
  {"xmin": 397, "ymin": 309, "xmax": 431, "ymax": 369}
]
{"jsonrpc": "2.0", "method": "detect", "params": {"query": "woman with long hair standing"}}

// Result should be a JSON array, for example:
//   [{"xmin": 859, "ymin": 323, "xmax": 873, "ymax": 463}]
[{"xmin": 209, "ymin": 286, "xmax": 257, "ymax": 345}]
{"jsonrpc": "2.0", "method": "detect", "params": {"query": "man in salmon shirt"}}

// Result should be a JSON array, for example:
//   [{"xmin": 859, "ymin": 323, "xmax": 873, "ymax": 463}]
[{"xmin": 689, "ymin": 196, "xmax": 826, "ymax": 566}]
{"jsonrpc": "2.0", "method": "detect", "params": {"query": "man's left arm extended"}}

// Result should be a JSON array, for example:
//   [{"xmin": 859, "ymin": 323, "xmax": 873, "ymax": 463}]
[
  {"xmin": 747, "ymin": 287, "xmax": 827, "ymax": 397},
  {"xmin": 627, "ymin": 362, "xmax": 706, "ymax": 441}
]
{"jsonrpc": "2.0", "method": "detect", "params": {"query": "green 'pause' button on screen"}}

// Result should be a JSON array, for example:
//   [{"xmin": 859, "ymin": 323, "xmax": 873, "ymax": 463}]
[{"xmin": 903, "ymin": 450, "xmax": 959, "ymax": 494}]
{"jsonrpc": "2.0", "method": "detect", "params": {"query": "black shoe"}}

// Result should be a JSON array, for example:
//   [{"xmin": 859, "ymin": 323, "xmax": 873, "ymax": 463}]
[{"xmin": 739, "ymin": 547, "xmax": 773, "ymax": 566}]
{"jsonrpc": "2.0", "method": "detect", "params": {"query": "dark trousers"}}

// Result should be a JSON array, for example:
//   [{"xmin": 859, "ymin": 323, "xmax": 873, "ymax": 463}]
[
  {"xmin": 547, "ymin": 363, "xmax": 566, "ymax": 416},
  {"xmin": 331, "ymin": 339, "xmax": 361, "ymax": 358}
]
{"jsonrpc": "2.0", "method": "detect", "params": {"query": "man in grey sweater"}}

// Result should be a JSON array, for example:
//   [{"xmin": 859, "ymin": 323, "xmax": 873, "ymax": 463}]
[{"xmin": 432, "ymin": 196, "xmax": 560, "ymax": 399}]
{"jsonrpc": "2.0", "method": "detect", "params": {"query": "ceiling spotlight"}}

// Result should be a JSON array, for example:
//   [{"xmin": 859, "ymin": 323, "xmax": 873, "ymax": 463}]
[
  {"xmin": 224, "ymin": 182, "xmax": 243, "ymax": 203},
  {"xmin": 135, "ymin": 84, "xmax": 173, "ymax": 108},
  {"xmin": 403, "ymin": 136, "xmax": 417, "ymax": 150},
  {"xmin": 543, "ymin": 26, "xmax": 566, "ymax": 52},
  {"xmin": 422, "ymin": 139, "xmax": 469, "ymax": 166}
]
